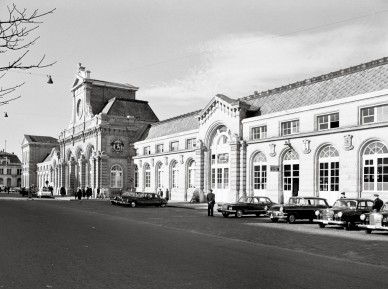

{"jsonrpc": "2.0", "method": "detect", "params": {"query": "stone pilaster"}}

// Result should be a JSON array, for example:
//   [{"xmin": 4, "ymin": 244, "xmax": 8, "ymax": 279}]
[
  {"xmin": 79, "ymin": 155, "xmax": 86, "ymax": 189},
  {"xmin": 240, "ymin": 140, "xmax": 247, "ymax": 198},
  {"xmin": 194, "ymin": 141, "xmax": 205, "ymax": 202},
  {"xmin": 68, "ymin": 157, "xmax": 76, "ymax": 195},
  {"xmin": 229, "ymin": 140, "xmax": 240, "ymax": 202}
]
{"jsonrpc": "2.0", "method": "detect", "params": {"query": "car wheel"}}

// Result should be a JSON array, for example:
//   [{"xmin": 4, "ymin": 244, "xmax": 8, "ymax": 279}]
[
  {"xmin": 344, "ymin": 221, "xmax": 353, "ymax": 231},
  {"xmin": 365, "ymin": 229, "xmax": 372, "ymax": 234},
  {"xmin": 287, "ymin": 214, "xmax": 296, "ymax": 224},
  {"xmin": 130, "ymin": 201, "xmax": 136, "ymax": 208},
  {"xmin": 222, "ymin": 212, "xmax": 229, "ymax": 218},
  {"xmin": 235, "ymin": 209, "xmax": 243, "ymax": 218},
  {"xmin": 270, "ymin": 218, "xmax": 278, "ymax": 222},
  {"xmin": 319, "ymin": 223, "xmax": 326, "ymax": 228},
  {"xmin": 160, "ymin": 203, "xmax": 166, "ymax": 208}
]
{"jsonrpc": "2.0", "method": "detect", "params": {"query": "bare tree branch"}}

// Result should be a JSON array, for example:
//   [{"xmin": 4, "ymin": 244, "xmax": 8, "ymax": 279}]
[{"xmin": 0, "ymin": 4, "xmax": 56, "ymax": 106}]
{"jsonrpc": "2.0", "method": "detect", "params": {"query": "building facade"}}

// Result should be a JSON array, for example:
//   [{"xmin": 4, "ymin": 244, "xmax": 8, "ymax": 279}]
[
  {"xmin": 0, "ymin": 151, "xmax": 22, "ymax": 189},
  {"xmin": 29, "ymin": 57, "xmax": 388, "ymax": 204}
]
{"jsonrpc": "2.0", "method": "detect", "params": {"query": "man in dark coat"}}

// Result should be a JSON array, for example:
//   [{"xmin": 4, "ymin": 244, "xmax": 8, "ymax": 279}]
[
  {"xmin": 372, "ymin": 193, "xmax": 384, "ymax": 212},
  {"xmin": 207, "ymin": 189, "xmax": 215, "ymax": 216}
]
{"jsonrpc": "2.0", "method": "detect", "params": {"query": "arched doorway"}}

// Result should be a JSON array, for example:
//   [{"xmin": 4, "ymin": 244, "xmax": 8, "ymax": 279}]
[{"xmin": 282, "ymin": 149, "xmax": 299, "ymax": 203}]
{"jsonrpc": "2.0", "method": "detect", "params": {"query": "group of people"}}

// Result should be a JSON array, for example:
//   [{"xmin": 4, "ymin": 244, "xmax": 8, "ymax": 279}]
[
  {"xmin": 75, "ymin": 186, "xmax": 93, "ymax": 200},
  {"xmin": 157, "ymin": 188, "xmax": 169, "ymax": 200},
  {"xmin": 1, "ymin": 186, "xmax": 10, "ymax": 193},
  {"xmin": 340, "ymin": 191, "xmax": 384, "ymax": 212}
]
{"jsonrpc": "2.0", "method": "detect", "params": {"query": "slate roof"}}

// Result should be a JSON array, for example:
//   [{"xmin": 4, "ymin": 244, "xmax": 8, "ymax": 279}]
[
  {"xmin": 140, "ymin": 110, "xmax": 201, "ymax": 140},
  {"xmin": 24, "ymin": 135, "xmax": 58, "ymax": 144},
  {"xmin": 101, "ymin": 98, "xmax": 159, "ymax": 122},
  {"xmin": 240, "ymin": 57, "xmax": 388, "ymax": 116},
  {"xmin": 0, "ymin": 152, "xmax": 21, "ymax": 164}
]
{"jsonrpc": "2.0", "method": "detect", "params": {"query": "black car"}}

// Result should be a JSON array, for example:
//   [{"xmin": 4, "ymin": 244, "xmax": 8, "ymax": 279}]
[
  {"xmin": 267, "ymin": 196, "xmax": 330, "ymax": 223},
  {"xmin": 124, "ymin": 192, "xmax": 167, "ymax": 208},
  {"xmin": 314, "ymin": 198, "xmax": 374, "ymax": 230},
  {"xmin": 217, "ymin": 196, "xmax": 276, "ymax": 218},
  {"xmin": 358, "ymin": 202, "xmax": 388, "ymax": 234}
]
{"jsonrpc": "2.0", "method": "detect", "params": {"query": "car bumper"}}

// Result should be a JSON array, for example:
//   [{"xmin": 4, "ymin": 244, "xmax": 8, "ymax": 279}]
[
  {"xmin": 267, "ymin": 211, "xmax": 287, "ymax": 220},
  {"xmin": 313, "ymin": 219, "xmax": 346, "ymax": 226},
  {"xmin": 217, "ymin": 209, "xmax": 236, "ymax": 214},
  {"xmin": 358, "ymin": 224, "xmax": 388, "ymax": 231}
]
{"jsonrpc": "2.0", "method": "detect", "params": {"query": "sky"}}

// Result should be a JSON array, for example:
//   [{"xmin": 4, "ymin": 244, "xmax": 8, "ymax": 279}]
[{"xmin": 2, "ymin": 0, "xmax": 388, "ymax": 160}]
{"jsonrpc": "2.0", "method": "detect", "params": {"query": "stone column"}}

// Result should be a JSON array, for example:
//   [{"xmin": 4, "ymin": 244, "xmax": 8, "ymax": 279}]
[
  {"xmin": 194, "ymin": 140, "xmax": 205, "ymax": 202},
  {"xmin": 229, "ymin": 140, "xmax": 240, "ymax": 202},
  {"xmin": 240, "ymin": 140, "xmax": 247, "ymax": 198},
  {"xmin": 78, "ymin": 154, "xmax": 86, "ymax": 189},
  {"xmin": 90, "ymin": 157, "xmax": 96, "ymax": 190},
  {"xmin": 68, "ymin": 157, "xmax": 76, "ymax": 196}
]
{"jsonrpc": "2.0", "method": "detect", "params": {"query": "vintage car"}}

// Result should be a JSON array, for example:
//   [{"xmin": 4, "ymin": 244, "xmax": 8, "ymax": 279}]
[
  {"xmin": 358, "ymin": 202, "xmax": 388, "ymax": 234},
  {"xmin": 110, "ymin": 195, "xmax": 123, "ymax": 205},
  {"xmin": 314, "ymin": 198, "xmax": 374, "ymax": 230},
  {"xmin": 37, "ymin": 187, "xmax": 52, "ymax": 198},
  {"xmin": 267, "ymin": 196, "xmax": 330, "ymax": 223},
  {"xmin": 217, "ymin": 196, "xmax": 276, "ymax": 218},
  {"xmin": 123, "ymin": 192, "xmax": 167, "ymax": 208}
]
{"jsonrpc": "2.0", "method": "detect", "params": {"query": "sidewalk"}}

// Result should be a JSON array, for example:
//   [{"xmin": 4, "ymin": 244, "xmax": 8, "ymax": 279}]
[{"xmin": 0, "ymin": 193, "xmax": 208, "ymax": 210}]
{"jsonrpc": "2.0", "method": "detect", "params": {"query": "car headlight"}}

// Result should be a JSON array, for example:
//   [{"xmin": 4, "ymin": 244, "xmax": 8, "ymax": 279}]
[
  {"xmin": 338, "ymin": 212, "xmax": 343, "ymax": 218},
  {"xmin": 360, "ymin": 214, "xmax": 365, "ymax": 221},
  {"xmin": 315, "ymin": 210, "xmax": 320, "ymax": 216},
  {"xmin": 280, "ymin": 206, "xmax": 283, "ymax": 212},
  {"xmin": 264, "ymin": 206, "xmax": 268, "ymax": 210}
]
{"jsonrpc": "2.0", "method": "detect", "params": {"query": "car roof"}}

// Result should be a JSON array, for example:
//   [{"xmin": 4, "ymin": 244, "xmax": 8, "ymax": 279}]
[
  {"xmin": 290, "ymin": 196, "xmax": 326, "ymax": 200},
  {"xmin": 334, "ymin": 198, "xmax": 374, "ymax": 202}
]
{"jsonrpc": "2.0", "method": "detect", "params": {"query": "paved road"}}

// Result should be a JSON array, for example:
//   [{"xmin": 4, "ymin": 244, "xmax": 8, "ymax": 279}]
[{"xmin": 1, "ymin": 199, "xmax": 388, "ymax": 289}]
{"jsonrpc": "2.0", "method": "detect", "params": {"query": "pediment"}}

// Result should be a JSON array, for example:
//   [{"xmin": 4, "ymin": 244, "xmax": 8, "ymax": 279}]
[{"xmin": 71, "ymin": 76, "xmax": 83, "ymax": 90}]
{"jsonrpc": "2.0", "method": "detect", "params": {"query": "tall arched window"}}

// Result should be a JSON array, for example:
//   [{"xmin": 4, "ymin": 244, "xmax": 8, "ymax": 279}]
[
  {"xmin": 283, "ymin": 150, "xmax": 299, "ymax": 196},
  {"xmin": 363, "ymin": 141, "xmax": 388, "ymax": 192},
  {"xmin": 319, "ymin": 146, "xmax": 339, "ymax": 192},
  {"xmin": 188, "ymin": 160, "xmax": 196, "ymax": 188},
  {"xmin": 157, "ymin": 163, "xmax": 164, "ymax": 188},
  {"xmin": 144, "ymin": 163, "xmax": 151, "ymax": 188},
  {"xmin": 134, "ymin": 165, "xmax": 139, "ymax": 188},
  {"xmin": 253, "ymin": 152, "xmax": 267, "ymax": 190},
  {"xmin": 172, "ymin": 161, "xmax": 179, "ymax": 188},
  {"xmin": 110, "ymin": 165, "xmax": 123, "ymax": 188}
]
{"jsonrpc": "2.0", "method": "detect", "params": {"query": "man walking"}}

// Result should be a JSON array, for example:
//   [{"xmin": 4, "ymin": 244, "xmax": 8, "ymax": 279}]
[
  {"xmin": 372, "ymin": 193, "xmax": 384, "ymax": 212},
  {"xmin": 207, "ymin": 189, "xmax": 215, "ymax": 217}
]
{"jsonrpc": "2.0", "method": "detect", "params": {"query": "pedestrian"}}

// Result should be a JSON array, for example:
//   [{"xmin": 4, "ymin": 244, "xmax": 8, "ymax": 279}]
[
  {"xmin": 207, "ymin": 189, "xmax": 215, "ymax": 217},
  {"xmin": 60, "ymin": 186, "xmax": 66, "ymax": 197},
  {"xmin": 49, "ymin": 186, "xmax": 53, "ymax": 197},
  {"xmin": 87, "ymin": 187, "xmax": 92, "ymax": 199},
  {"xmin": 340, "ymin": 192, "xmax": 346, "ymax": 199},
  {"xmin": 372, "ymin": 193, "xmax": 384, "ymax": 212},
  {"xmin": 165, "ymin": 189, "xmax": 169, "ymax": 200},
  {"xmin": 97, "ymin": 187, "xmax": 100, "ymax": 198},
  {"xmin": 77, "ymin": 187, "xmax": 82, "ymax": 200}
]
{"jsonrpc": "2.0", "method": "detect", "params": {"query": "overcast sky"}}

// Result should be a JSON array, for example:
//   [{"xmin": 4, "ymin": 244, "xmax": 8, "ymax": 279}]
[{"xmin": 2, "ymin": 0, "xmax": 388, "ymax": 159}]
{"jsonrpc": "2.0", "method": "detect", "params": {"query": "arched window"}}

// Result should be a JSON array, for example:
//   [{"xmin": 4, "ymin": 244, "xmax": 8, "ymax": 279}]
[
  {"xmin": 144, "ymin": 163, "xmax": 151, "ymax": 188},
  {"xmin": 283, "ymin": 150, "xmax": 299, "ymax": 196},
  {"xmin": 319, "ymin": 146, "xmax": 339, "ymax": 192},
  {"xmin": 363, "ymin": 141, "xmax": 388, "ymax": 192},
  {"xmin": 188, "ymin": 160, "xmax": 196, "ymax": 188},
  {"xmin": 134, "ymin": 165, "xmax": 139, "ymax": 188},
  {"xmin": 253, "ymin": 152, "xmax": 267, "ymax": 190},
  {"xmin": 157, "ymin": 163, "xmax": 164, "ymax": 188},
  {"xmin": 110, "ymin": 165, "xmax": 123, "ymax": 188},
  {"xmin": 172, "ymin": 161, "xmax": 179, "ymax": 188}
]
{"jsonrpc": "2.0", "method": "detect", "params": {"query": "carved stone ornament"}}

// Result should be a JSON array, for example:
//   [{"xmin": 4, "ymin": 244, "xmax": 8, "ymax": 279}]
[
  {"xmin": 151, "ymin": 158, "xmax": 154, "ymax": 167},
  {"xmin": 164, "ymin": 156, "xmax": 168, "ymax": 166},
  {"xmin": 180, "ymin": 155, "xmax": 184, "ymax": 164},
  {"xmin": 269, "ymin": 143, "xmax": 276, "ymax": 157},
  {"xmin": 303, "ymin": 139, "xmax": 311, "ymax": 154},
  {"xmin": 111, "ymin": 138, "xmax": 124, "ymax": 153},
  {"xmin": 139, "ymin": 160, "xmax": 142, "ymax": 168},
  {"xmin": 344, "ymin": 134, "xmax": 354, "ymax": 151}
]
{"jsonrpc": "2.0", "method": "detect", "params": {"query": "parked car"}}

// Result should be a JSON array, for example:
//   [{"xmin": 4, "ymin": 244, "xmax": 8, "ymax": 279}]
[
  {"xmin": 120, "ymin": 192, "xmax": 141, "ymax": 206},
  {"xmin": 123, "ymin": 192, "xmax": 167, "ymax": 208},
  {"xmin": 314, "ymin": 198, "xmax": 374, "ymax": 230},
  {"xmin": 217, "ymin": 196, "xmax": 276, "ymax": 218},
  {"xmin": 110, "ymin": 195, "xmax": 123, "ymax": 205},
  {"xmin": 267, "ymin": 196, "xmax": 330, "ymax": 223},
  {"xmin": 37, "ymin": 187, "xmax": 52, "ymax": 198},
  {"xmin": 358, "ymin": 202, "xmax": 388, "ymax": 234}
]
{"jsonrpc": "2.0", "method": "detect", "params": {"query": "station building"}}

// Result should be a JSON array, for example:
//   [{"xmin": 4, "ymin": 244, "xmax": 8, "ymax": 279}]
[
  {"xmin": 0, "ymin": 151, "xmax": 22, "ymax": 189},
  {"xmin": 24, "ymin": 58, "xmax": 388, "ymax": 204}
]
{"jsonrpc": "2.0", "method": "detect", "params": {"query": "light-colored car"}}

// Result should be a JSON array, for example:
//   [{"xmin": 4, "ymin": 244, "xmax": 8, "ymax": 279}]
[{"xmin": 37, "ymin": 187, "xmax": 52, "ymax": 198}]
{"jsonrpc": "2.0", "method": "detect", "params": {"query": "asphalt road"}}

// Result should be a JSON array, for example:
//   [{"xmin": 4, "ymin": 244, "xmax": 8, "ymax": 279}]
[{"xmin": 1, "ymin": 199, "xmax": 388, "ymax": 289}]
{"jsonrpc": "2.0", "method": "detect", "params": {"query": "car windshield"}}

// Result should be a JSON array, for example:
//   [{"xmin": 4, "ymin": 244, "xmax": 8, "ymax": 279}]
[
  {"xmin": 381, "ymin": 203, "xmax": 388, "ymax": 211},
  {"xmin": 333, "ymin": 200, "xmax": 357, "ymax": 209},
  {"xmin": 238, "ymin": 196, "xmax": 248, "ymax": 203}
]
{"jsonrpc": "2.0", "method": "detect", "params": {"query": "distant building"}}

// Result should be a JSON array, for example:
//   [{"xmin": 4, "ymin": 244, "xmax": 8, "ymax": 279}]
[
  {"xmin": 0, "ymin": 151, "xmax": 22, "ymax": 189},
  {"xmin": 27, "ymin": 57, "xmax": 388, "ymax": 204}
]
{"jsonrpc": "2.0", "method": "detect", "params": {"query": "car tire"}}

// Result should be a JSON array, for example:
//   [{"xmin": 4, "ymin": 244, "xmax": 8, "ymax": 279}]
[
  {"xmin": 319, "ymin": 223, "xmax": 326, "ymax": 228},
  {"xmin": 235, "ymin": 209, "xmax": 243, "ymax": 218},
  {"xmin": 344, "ymin": 221, "xmax": 353, "ymax": 231},
  {"xmin": 130, "ymin": 201, "xmax": 136, "ymax": 208},
  {"xmin": 270, "ymin": 218, "xmax": 278, "ymax": 222},
  {"xmin": 287, "ymin": 214, "xmax": 296, "ymax": 224},
  {"xmin": 222, "ymin": 212, "xmax": 229, "ymax": 218},
  {"xmin": 365, "ymin": 229, "xmax": 372, "ymax": 234}
]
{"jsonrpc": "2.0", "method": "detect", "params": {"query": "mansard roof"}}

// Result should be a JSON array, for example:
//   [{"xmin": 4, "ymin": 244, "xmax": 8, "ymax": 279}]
[
  {"xmin": 100, "ymin": 98, "xmax": 159, "ymax": 122},
  {"xmin": 0, "ymin": 152, "xmax": 21, "ymax": 164},
  {"xmin": 24, "ymin": 135, "xmax": 58, "ymax": 144},
  {"xmin": 140, "ymin": 110, "xmax": 201, "ymax": 140},
  {"xmin": 240, "ymin": 57, "xmax": 388, "ymax": 116}
]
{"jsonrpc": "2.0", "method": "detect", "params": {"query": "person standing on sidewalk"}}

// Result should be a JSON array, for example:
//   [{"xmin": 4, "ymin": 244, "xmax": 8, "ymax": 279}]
[{"xmin": 207, "ymin": 189, "xmax": 215, "ymax": 217}]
